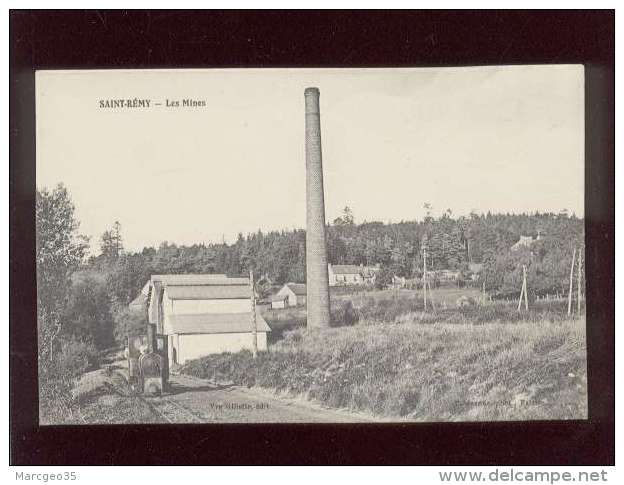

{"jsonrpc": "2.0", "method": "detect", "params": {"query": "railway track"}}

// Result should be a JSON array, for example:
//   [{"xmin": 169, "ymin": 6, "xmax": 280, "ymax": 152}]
[
  {"xmin": 104, "ymin": 366, "xmax": 375, "ymax": 423},
  {"xmin": 112, "ymin": 368, "xmax": 206, "ymax": 424},
  {"xmin": 140, "ymin": 394, "xmax": 205, "ymax": 424}
]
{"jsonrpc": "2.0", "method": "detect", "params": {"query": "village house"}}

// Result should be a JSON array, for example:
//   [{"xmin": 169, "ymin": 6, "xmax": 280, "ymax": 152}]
[
  {"xmin": 511, "ymin": 231, "xmax": 543, "ymax": 251},
  {"xmin": 468, "ymin": 262, "xmax": 484, "ymax": 281},
  {"xmin": 391, "ymin": 275, "xmax": 407, "ymax": 288},
  {"xmin": 271, "ymin": 283, "xmax": 307, "ymax": 309},
  {"xmin": 434, "ymin": 269, "xmax": 462, "ymax": 282},
  {"xmin": 327, "ymin": 263, "xmax": 380, "ymax": 286},
  {"xmin": 140, "ymin": 274, "xmax": 270, "ymax": 365}
]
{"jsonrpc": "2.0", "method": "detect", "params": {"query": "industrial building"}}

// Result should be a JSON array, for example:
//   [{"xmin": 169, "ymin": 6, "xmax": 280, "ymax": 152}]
[{"xmin": 141, "ymin": 274, "xmax": 270, "ymax": 365}]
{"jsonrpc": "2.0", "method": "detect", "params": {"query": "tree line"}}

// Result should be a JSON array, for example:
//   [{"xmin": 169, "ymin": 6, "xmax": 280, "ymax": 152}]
[{"xmin": 37, "ymin": 185, "xmax": 585, "ymax": 373}]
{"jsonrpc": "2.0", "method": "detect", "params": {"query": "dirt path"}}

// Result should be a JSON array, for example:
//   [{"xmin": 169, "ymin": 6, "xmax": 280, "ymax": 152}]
[{"xmin": 138, "ymin": 372, "xmax": 377, "ymax": 423}]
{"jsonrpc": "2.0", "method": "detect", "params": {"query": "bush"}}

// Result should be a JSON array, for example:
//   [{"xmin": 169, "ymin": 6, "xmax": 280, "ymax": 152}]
[
  {"xmin": 112, "ymin": 303, "xmax": 146, "ymax": 344},
  {"xmin": 71, "ymin": 368, "xmax": 116, "ymax": 403},
  {"xmin": 54, "ymin": 338, "xmax": 99, "ymax": 378},
  {"xmin": 331, "ymin": 300, "xmax": 359, "ymax": 327},
  {"xmin": 374, "ymin": 266, "xmax": 394, "ymax": 289},
  {"xmin": 456, "ymin": 296, "xmax": 477, "ymax": 308},
  {"xmin": 358, "ymin": 295, "xmax": 422, "ymax": 323},
  {"xmin": 39, "ymin": 337, "xmax": 99, "ymax": 424},
  {"xmin": 64, "ymin": 272, "xmax": 115, "ymax": 349}
]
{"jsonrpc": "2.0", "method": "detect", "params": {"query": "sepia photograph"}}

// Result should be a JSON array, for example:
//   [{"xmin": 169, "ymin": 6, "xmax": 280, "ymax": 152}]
[{"xmin": 34, "ymin": 66, "xmax": 587, "ymax": 425}]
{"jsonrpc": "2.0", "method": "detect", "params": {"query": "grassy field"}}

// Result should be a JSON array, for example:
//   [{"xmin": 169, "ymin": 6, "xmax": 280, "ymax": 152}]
[
  {"xmin": 331, "ymin": 286, "xmax": 482, "ymax": 308},
  {"xmin": 261, "ymin": 286, "xmax": 575, "ymax": 338},
  {"xmin": 262, "ymin": 287, "xmax": 480, "ymax": 331},
  {"xmin": 181, "ymin": 314, "xmax": 587, "ymax": 421}
]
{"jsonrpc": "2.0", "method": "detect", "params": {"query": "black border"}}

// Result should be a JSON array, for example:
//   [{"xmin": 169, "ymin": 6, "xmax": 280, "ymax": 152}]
[{"xmin": 10, "ymin": 10, "xmax": 615, "ymax": 465}]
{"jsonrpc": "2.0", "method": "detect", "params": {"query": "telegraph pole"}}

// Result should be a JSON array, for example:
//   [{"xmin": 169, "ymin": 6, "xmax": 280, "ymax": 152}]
[
  {"xmin": 423, "ymin": 248, "xmax": 428, "ymax": 311},
  {"xmin": 567, "ymin": 248, "xmax": 577, "ymax": 316},
  {"xmin": 577, "ymin": 248, "xmax": 583, "ymax": 315},
  {"xmin": 517, "ymin": 265, "xmax": 528, "ymax": 312},
  {"xmin": 249, "ymin": 270, "xmax": 258, "ymax": 359},
  {"xmin": 523, "ymin": 265, "xmax": 528, "ymax": 311}
]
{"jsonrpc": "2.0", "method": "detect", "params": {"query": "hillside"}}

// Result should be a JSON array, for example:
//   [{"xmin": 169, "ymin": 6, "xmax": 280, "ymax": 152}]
[{"xmin": 181, "ymin": 317, "xmax": 587, "ymax": 421}]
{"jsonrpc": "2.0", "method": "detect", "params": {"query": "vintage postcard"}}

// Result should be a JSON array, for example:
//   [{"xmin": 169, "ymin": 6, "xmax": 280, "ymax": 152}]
[{"xmin": 35, "ymin": 66, "xmax": 586, "ymax": 424}]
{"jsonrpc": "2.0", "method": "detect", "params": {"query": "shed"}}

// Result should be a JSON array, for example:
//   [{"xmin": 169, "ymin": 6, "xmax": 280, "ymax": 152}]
[
  {"xmin": 273, "ymin": 283, "xmax": 307, "ymax": 307},
  {"xmin": 270, "ymin": 294, "xmax": 288, "ymax": 310}
]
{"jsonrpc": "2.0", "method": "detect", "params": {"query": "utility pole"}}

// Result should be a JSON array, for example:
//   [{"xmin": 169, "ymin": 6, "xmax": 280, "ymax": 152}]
[
  {"xmin": 482, "ymin": 281, "xmax": 486, "ymax": 305},
  {"xmin": 427, "ymin": 277, "xmax": 436, "ymax": 311},
  {"xmin": 517, "ymin": 265, "xmax": 528, "ymax": 312},
  {"xmin": 577, "ymin": 248, "xmax": 583, "ymax": 315},
  {"xmin": 423, "ymin": 248, "xmax": 428, "ymax": 311},
  {"xmin": 523, "ymin": 265, "xmax": 528, "ymax": 311},
  {"xmin": 249, "ymin": 270, "xmax": 258, "ymax": 359},
  {"xmin": 517, "ymin": 269, "xmax": 523, "ymax": 312},
  {"xmin": 567, "ymin": 248, "xmax": 577, "ymax": 316}
]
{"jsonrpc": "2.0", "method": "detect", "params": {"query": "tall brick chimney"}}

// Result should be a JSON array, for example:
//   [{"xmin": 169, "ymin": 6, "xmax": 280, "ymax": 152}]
[{"xmin": 304, "ymin": 87, "xmax": 331, "ymax": 328}]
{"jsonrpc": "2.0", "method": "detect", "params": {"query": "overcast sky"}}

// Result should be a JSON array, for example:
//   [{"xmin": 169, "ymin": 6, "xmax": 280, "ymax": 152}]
[{"xmin": 36, "ymin": 66, "xmax": 584, "ymax": 253}]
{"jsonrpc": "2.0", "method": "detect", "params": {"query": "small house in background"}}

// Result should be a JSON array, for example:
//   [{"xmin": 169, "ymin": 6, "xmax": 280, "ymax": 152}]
[
  {"xmin": 271, "ymin": 283, "xmax": 307, "ymax": 308},
  {"xmin": 435, "ymin": 269, "xmax": 462, "ymax": 282},
  {"xmin": 328, "ymin": 263, "xmax": 380, "ymax": 286},
  {"xmin": 511, "ymin": 231, "xmax": 543, "ymax": 251},
  {"xmin": 141, "ymin": 274, "xmax": 270, "ymax": 365},
  {"xmin": 469, "ymin": 263, "xmax": 484, "ymax": 281},
  {"xmin": 391, "ymin": 275, "xmax": 407, "ymax": 288},
  {"xmin": 270, "ymin": 294, "xmax": 288, "ymax": 310}
]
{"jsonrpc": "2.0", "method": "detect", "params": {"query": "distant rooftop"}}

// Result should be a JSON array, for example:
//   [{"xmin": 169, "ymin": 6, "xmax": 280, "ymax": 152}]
[
  {"xmin": 511, "ymin": 233, "xmax": 543, "ymax": 250},
  {"xmin": 286, "ymin": 283, "xmax": 307, "ymax": 295},
  {"xmin": 129, "ymin": 293, "xmax": 147, "ymax": 308}
]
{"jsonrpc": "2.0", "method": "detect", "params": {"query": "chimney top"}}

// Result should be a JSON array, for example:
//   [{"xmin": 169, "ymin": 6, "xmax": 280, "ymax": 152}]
[{"xmin": 304, "ymin": 87, "xmax": 320, "ymax": 97}]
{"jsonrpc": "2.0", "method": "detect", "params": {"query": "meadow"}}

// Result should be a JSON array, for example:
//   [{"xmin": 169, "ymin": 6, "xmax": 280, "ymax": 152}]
[
  {"xmin": 261, "ymin": 286, "xmax": 574, "ymax": 337},
  {"xmin": 182, "ymin": 287, "xmax": 587, "ymax": 421}
]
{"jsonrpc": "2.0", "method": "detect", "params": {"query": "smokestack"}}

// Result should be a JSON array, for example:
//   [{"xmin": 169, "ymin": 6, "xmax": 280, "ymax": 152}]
[{"xmin": 304, "ymin": 87, "xmax": 331, "ymax": 328}]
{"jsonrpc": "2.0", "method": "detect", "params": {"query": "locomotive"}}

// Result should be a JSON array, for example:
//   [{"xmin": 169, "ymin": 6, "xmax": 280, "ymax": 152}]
[{"xmin": 126, "ymin": 323, "xmax": 169, "ymax": 396}]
